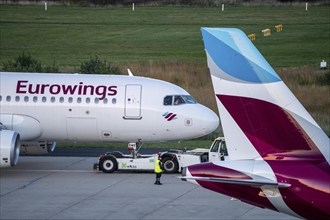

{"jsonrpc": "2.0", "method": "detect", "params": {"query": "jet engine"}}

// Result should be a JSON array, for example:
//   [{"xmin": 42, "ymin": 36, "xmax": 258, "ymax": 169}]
[
  {"xmin": 20, "ymin": 141, "xmax": 56, "ymax": 155},
  {"xmin": 0, "ymin": 129, "xmax": 20, "ymax": 168}
]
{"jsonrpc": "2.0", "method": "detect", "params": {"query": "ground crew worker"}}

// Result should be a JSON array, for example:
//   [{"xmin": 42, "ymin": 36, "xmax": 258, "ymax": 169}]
[{"xmin": 154, "ymin": 154, "xmax": 163, "ymax": 185}]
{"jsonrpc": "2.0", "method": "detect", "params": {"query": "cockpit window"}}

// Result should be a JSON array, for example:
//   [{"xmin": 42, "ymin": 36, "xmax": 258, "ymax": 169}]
[
  {"xmin": 163, "ymin": 95, "xmax": 197, "ymax": 106},
  {"xmin": 164, "ymin": 96, "xmax": 173, "ymax": 105},
  {"xmin": 182, "ymin": 95, "xmax": 197, "ymax": 104},
  {"xmin": 174, "ymin": 95, "xmax": 185, "ymax": 105}
]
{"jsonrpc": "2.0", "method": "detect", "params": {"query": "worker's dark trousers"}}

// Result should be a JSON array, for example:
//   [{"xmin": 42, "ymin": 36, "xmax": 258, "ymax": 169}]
[{"xmin": 155, "ymin": 173, "xmax": 162, "ymax": 185}]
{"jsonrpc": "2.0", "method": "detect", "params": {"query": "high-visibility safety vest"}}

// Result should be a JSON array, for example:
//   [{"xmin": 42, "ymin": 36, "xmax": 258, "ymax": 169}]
[{"xmin": 154, "ymin": 159, "xmax": 163, "ymax": 173}]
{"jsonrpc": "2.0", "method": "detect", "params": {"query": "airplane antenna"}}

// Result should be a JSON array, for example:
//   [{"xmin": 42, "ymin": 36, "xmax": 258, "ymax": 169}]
[{"xmin": 127, "ymin": 69, "xmax": 134, "ymax": 76}]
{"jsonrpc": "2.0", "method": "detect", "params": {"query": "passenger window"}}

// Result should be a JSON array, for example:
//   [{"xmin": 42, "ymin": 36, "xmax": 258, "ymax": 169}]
[
  {"xmin": 60, "ymin": 97, "xmax": 64, "ymax": 103},
  {"xmin": 86, "ymin": 97, "xmax": 90, "ymax": 104},
  {"xmin": 33, "ymin": 96, "xmax": 38, "ymax": 102},
  {"xmin": 15, "ymin": 96, "xmax": 20, "ymax": 102},
  {"xmin": 112, "ymin": 98, "xmax": 117, "ymax": 104},
  {"xmin": 164, "ymin": 96, "xmax": 173, "ymax": 105},
  {"xmin": 6, "ymin": 96, "xmax": 11, "ymax": 102},
  {"xmin": 77, "ymin": 97, "xmax": 82, "ymax": 103},
  {"xmin": 24, "ymin": 96, "xmax": 29, "ymax": 102},
  {"xmin": 103, "ymin": 98, "xmax": 108, "ymax": 104},
  {"xmin": 174, "ymin": 95, "xmax": 185, "ymax": 105},
  {"xmin": 42, "ymin": 97, "xmax": 47, "ymax": 102},
  {"xmin": 94, "ymin": 98, "xmax": 99, "ymax": 104},
  {"xmin": 0, "ymin": 95, "xmax": 2, "ymax": 102},
  {"xmin": 68, "ymin": 97, "xmax": 73, "ymax": 103},
  {"xmin": 51, "ymin": 97, "xmax": 56, "ymax": 103}
]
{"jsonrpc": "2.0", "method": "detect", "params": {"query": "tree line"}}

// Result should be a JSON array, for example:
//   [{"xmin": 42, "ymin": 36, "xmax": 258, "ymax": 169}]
[{"xmin": 2, "ymin": 53, "xmax": 122, "ymax": 75}]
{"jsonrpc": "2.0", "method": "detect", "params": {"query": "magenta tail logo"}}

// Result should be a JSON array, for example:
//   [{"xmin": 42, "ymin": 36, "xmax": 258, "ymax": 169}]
[{"xmin": 163, "ymin": 112, "xmax": 177, "ymax": 121}]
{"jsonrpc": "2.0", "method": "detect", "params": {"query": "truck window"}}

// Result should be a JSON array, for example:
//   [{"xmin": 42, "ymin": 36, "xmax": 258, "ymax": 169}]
[
  {"xmin": 210, "ymin": 140, "xmax": 220, "ymax": 153},
  {"xmin": 219, "ymin": 141, "xmax": 228, "ymax": 156}
]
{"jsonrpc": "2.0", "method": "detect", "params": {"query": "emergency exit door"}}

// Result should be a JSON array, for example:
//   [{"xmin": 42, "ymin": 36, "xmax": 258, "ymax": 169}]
[{"xmin": 124, "ymin": 85, "xmax": 142, "ymax": 119}]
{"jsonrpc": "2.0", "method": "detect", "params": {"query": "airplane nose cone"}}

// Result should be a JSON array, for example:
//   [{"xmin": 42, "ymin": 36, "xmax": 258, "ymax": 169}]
[{"xmin": 202, "ymin": 107, "xmax": 219, "ymax": 134}]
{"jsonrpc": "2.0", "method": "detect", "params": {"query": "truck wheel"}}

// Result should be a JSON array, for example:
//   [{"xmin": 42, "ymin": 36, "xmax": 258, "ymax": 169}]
[
  {"xmin": 100, "ymin": 156, "xmax": 117, "ymax": 173},
  {"xmin": 162, "ymin": 157, "xmax": 178, "ymax": 174}
]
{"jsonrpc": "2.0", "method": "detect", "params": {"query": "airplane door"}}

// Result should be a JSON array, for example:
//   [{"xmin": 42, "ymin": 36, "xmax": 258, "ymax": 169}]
[{"xmin": 124, "ymin": 84, "xmax": 142, "ymax": 119}]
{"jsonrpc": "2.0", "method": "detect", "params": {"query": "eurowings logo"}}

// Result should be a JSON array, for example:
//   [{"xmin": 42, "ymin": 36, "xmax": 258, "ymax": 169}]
[
  {"xmin": 16, "ymin": 80, "xmax": 117, "ymax": 100},
  {"xmin": 162, "ymin": 112, "xmax": 177, "ymax": 121}
]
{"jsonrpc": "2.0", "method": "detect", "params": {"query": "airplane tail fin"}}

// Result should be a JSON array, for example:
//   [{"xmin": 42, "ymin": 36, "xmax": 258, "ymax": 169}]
[{"xmin": 201, "ymin": 28, "xmax": 329, "ymax": 162}]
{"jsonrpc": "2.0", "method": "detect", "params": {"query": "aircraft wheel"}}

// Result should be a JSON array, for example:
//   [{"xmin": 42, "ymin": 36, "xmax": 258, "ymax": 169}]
[
  {"xmin": 162, "ymin": 157, "xmax": 178, "ymax": 174},
  {"xmin": 100, "ymin": 156, "xmax": 117, "ymax": 173}
]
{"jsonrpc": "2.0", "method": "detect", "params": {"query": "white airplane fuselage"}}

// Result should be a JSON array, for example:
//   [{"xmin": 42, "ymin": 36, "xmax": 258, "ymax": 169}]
[
  {"xmin": 0, "ymin": 72, "xmax": 218, "ymax": 143},
  {"xmin": 0, "ymin": 72, "xmax": 219, "ymax": 167}
]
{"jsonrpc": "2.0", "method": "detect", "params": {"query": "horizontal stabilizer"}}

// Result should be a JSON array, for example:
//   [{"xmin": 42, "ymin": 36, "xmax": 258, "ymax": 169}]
[{"xmin": 180, "ymin": 176, "xmax": 291, "ymax": 188}]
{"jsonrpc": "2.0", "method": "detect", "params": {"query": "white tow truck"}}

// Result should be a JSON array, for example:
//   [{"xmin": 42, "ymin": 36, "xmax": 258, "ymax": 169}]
[{"xmin": 93, "ymin": 137, "xmax": 228, "ymax": 173}]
